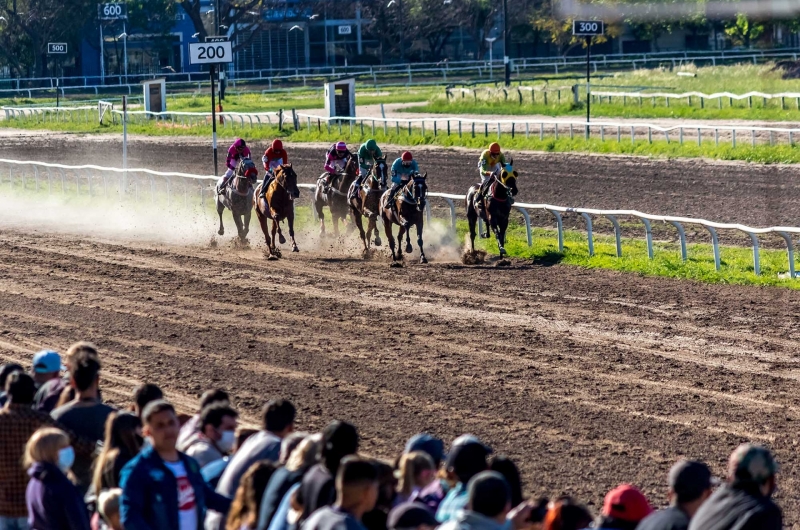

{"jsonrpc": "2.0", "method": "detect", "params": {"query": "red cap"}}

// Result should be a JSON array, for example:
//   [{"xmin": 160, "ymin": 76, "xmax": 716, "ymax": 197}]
[
  {"xmin": 272, "ymin": 139, "xmax": 283, "ymax": 151},
  {"xmin": 602, "ymin": 485, "xmax": 652, "ymax": 523},
  {"xmin": 401, "ymin": 151, "xmax": 413, "ymax": 162},
  {"xmin": 489, "ymin": 142, "xmax": 500, "ymax": 154}
]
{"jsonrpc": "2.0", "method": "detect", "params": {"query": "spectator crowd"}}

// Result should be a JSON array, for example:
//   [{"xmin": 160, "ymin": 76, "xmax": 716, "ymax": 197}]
[{"xmin": 0, "ymin": 342, "xmax": 785, "ymax": 530}]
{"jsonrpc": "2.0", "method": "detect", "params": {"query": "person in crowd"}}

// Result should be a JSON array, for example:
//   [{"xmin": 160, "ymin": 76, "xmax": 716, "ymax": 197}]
[
  {"xmin": 208, "ymin": 400, "xmax": 297, "ymax": 530},
  {"xmin": 178, "ymin": 389, "xmax": 230, "ymax": 450},
  {"xmin": 0, "ymin": 363, "xmax": 23, "ymax": 407},
  {"xmin": 596, "ymin": 485, "xmax": 653, "ymax": 530},
  {"xmin": 184, "ymin": 403, "xmax": 239, "ymax": 468},
  {"xmin": 97, "ymin": 489, "xmax": 124, "ymax": 530},
  {"xmin": 92, "ymin": 412, "xmax": 143, "ymax": 493},
  {"xmin": 405, "ymin": 435, "xmax": 447, "ymax": 512},
  {"xmin": 489, "ymin": 457, "xmax": 523, "ymax": 508},
  {"xmin": 0, "ymin": 373, "xmax": 60, "ymax": 530},
  {"xmin": 279, "ymin": 432, "xmax": 309, "ymax": 466},
  {"xmin": 688, "ymin": 444, "xmax": 781, "ymax": 530},
  {"xmin": 404, "ymin": 434, "xmax": 445, "ymax": 470},
  {"xmin": 226, "ymin": 461, "xmax": 278, "ymax": 530},
  {"xmin": 51, "ymin": 347, "xmax": 116, "ymax": 494},
  {"xmin": 636, "ymin": 460, "xmax": 715, "ymax": 530},
  {"xmin": 30, "ymin": 350, "xmax": 66, "ymax": 413},
  {"xmin": 203, "ymin": 428, "xmax": 259, "ymax": 490},
  {"xmin": 259, "ymin": 434, "xmax": 323, "ymax": 530},
  {"xmin": 363, "ymin": 460, "xmax": 398, "ymax": 530},
  {"xmin": 435, "ymin": 436, "xmax": 492, "ymax": 523},
  {"xmin": 132, "ymin": 383, "xmax": 164, "ymax": 418},
  {"xmin": 437, "ymin": 471, "xmax": 534, "ymax": 530},
  {"xmin": 120, "ymin": 400, "xmax": 231, "ymax": 530},
  {"xmin": 395, "ymin": 452, "xmax": 436, "ymax": 506},
  {"xmin": 543, "ymin": 497, "xmax": 593, "ymax": 530},
  {"xmin": 387, "ymin": 503, "xmax": 438, "ymax": 530},
  {"xmin": 301, "ymin": 456, "xmax": 379, "ymax": 530},
  {"xmin": 25, "ymin": 426, "xmax": 91, "ymax": 530},
  {"xmin": 297, "ymin": 421, "xmax": 359, "ymax": 525}
]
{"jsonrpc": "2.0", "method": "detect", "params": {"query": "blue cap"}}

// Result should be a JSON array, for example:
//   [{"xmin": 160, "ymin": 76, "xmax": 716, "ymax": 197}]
[
  {"xmin": 405, "ymin": 433, "xmax": 445, "ymax": 466},
  {"xmin": 32, "ymin": 350, "xmax": 63, "ymax": 374}
]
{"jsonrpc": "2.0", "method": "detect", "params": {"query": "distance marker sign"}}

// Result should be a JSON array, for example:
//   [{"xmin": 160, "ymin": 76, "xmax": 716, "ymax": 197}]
[
  {"xmin": 189, "ymin": 41, "xmax": 233, "ymax": 64},
  {"xmin": 572, "ymin": 20, "xmax": 604, "ymax": 36},
  {"xmin": 47, "ymin": 43, "xmax": 68, "ymax": 55}
]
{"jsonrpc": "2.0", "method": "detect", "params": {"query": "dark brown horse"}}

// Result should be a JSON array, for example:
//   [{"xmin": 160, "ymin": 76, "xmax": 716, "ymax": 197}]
[
  {"xmin": 216, "ymin": 157, "xmax": 258, "ymax": 242},
  {"xmin": 254, "ymin": 163, "xmax": 301, "ymax": 259},
  {"xmin": 379, "ymin": 173, "xmax": 428, "ymax": 265},
  {"xmin": 313, "ymin": 158, "xmax": 358, "ymax": 237},
  {"xmin": 466, "ymin": 164, "xmax": 519, "ymax": 257},
  {"xmin": 348, "ymin": 157, "xmax": 388, "ymax": 254}
]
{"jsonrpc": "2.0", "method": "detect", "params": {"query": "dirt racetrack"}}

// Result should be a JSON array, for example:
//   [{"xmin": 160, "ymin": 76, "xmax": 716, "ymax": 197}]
[{"xmin": 3, "ymin": 132, "xmax": 800, "ymax": 523}]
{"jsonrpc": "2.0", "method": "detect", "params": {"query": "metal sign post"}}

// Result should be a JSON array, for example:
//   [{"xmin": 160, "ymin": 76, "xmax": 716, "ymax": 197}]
[
  {"xmin": 47, "ymin": 43, "xmax": 67, "ymax": 108},
  {"xmin": 572, "ymin": 21, "xmax": 604, "ymax": 138},
  {"xmin": 189, "ymin": 40, "xmax": 233, "ymax": 175},
  {"xmin": 98, "ymin": 3, "xmax": 127, "ymax": 84},
  {"xmin": 122, "ymin": 95, "xmax": 128, "ymax": 193}
]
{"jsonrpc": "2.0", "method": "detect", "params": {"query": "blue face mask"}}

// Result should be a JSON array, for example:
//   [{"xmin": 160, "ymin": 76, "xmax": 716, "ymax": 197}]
[{"xmin": 57, "ymin": 446, "xmax": 75, "ymax": 473}]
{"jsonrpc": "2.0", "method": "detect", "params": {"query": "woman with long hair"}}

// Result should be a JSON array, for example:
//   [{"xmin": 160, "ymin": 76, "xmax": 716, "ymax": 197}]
[
  {"xmin": 92, "ymin": 412, "xmax": 143, "ymax": 493},
  {"xmin": 226, "ymin": 461, "xmax": 278, "ymax": 530},
  {"xmin": 395, "ymin": 451, "xmax": 436, "ymax": 505}
]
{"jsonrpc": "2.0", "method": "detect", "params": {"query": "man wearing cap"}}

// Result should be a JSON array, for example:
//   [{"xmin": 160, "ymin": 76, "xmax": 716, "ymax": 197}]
[
  {"xmin": 437, "ymin": 471, "xmax": 533, "ymax": 530},
  {"xmin": 596, "ymin": 484, "xmax": 652, "ymax": 530},
  {"xmin": 688, "ymin": 444, "xmax": 781, "ymax": 530},
  {"xmin": 31, "ymin": 349, "xmax": 66, "ymax": 413},
  {"xmin": 636, "ymin": 460, "xmax": 715, "ymax": 530},
  {"xmin": 435, "ymin": 436, "xmax": 491, "ymax": 524}
]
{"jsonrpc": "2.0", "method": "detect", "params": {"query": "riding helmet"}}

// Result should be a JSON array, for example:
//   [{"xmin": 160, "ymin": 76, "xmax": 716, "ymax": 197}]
[
  {"xmin": 272, "ymin": 139, "xmax": 283, "ymax": 151},
  {"xmin": 489, "ymin": 142, "xmax": 500, "ymax": 154},
  {"xmin": 366, "ymin": 139, "xmax": 378, "ymax": 151},
  {"xmin": 336, "ymin": 141, "xmax": 348, "ymax": 151},
  {"xmin": 401, "ymin": 151, "xmax": 413, "ymax": 162}
]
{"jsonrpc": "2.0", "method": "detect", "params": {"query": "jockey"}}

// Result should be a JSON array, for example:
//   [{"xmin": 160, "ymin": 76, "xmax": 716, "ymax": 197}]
[
  {"xmin": 476, "ymin": 142, "xmax": 506, "ymax": 200},
  {"xmin": 351, "ymin": 139, "xmax": 383, "ymax": 199},
  {"xmin": 217, "ymin": 138, "xmax": 251, "ymax": 194},
  {"xmin": 322, "ymin": 141, "xmax": 355, "ymax": 193},
  {"xmin": 386, "ymin": 151, "xmax": 419, "ymax": 212},
  {"xmin": 259, "ymin": 139, "xmax": 289, "ymax": 202}
]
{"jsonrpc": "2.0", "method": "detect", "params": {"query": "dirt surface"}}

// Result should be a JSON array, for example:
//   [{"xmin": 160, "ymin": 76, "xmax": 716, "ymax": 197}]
[{"xmin": 2, "ymin": 228, "xmax": 800, "ymax": 524}]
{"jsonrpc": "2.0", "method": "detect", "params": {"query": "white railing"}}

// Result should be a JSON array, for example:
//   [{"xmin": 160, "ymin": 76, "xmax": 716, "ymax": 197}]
[
  {"xmin": 593, "ymin": 89, "xmax": 800, "ymax": 110},
  {"xmin": 1, "ymin": 157, "xmax": 797, "ymax": 278}
]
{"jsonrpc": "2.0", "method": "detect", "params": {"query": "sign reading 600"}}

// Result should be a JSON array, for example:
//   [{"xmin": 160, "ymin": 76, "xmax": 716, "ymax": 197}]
[{"xmin": 98, "ymin": 3, "xmax": 127, "ymax": 20}]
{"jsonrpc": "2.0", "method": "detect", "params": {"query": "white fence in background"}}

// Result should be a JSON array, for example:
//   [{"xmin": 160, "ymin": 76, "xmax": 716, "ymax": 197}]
[
  {"xmin": 1, "ymin": 158, "xmax": 798, "ymax": 278},
  {"xmin": 593, "ymin": 90, "xmax": 800, "ymax": 110}
]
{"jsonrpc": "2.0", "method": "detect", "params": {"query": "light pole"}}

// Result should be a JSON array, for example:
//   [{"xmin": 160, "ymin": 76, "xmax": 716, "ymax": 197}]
[
  {"xmin": 118, "ymin": 28, "xmax": 128, "ymax": 83},
  {"xmin": 485, "ymin": 37, "xmax": 496, "ymax": 80},
  {"xmin": 503, "ymin": 0, "xmax": 510, "ymax": 86}
]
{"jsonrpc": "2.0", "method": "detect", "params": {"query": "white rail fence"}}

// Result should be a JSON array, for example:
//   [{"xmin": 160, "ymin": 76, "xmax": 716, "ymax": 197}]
[
  {"xmin": 1, "ymin": 158, "xmax": 798, "ymax": 278},
  {"xmin": 593, "ymin": 90, "xmax": 800, "ymax": 110}
]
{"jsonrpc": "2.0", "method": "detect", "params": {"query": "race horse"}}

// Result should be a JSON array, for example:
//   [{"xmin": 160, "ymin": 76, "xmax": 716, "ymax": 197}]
[
  {"xmin": 216, "ymin": 157, "xmax": 258, "ymax": 242},
  {"xmin": 254, "ymin": 163, "xmax": 301, "ymax": 259},
  {"xmin": 379, "ymin": 172, "xmax": 428, "ymax": 265},
  {"xmin": 313, "ymin": 158, "xmax": 358, "ymax": 237},
  {"xmin": 465, "ymin": 163, "xmax": 519, "ymax": 256},
  {"xmin": 348, "ymin": 157, "xmax": 388, "ymax": 254}
]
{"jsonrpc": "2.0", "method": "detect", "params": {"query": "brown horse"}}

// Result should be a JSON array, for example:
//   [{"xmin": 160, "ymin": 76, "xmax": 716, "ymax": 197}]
[
  {"xmin": 216, "ymin": 157, "xmax": 258, "ymax": 242},
  {"xmin": 313, "ymin": 158, "xmax": 358, "ymax": 237},
  {"xmin": 466, "ymin": 163, "xmax": 519, "ymax": 257},
  {"xmin": 254, "ymin": 163, "xmax": 301, "ymax": 259},
  {"xmin": 379, "ymin": 173, "xmax": 428, "ymax": 265},
  {"xmin": 348, "ymin": 157, "xmax": 388, "ymax": 254}
]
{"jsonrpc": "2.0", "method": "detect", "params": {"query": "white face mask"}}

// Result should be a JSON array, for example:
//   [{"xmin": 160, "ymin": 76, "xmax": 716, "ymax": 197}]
[
  {"xmin": 57, "ymin": 446, "xmax": 75, "ymax": 473},
  {"xmin": 217, "ymin": 430, "xmax": 236, "ymax": 453}
]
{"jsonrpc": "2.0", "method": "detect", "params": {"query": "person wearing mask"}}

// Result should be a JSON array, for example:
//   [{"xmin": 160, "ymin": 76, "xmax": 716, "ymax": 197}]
[
  {"xmin": 435, "ymin": 436, "xmax": 492, "ymax": 524},
  {"xmin": 25, "ymin": 427, "xmax": 90, "ymax": 530},
  {"xmin": 395, "ymin": 452, "xmax": 435, "ymax": 506},
  {"xmin": 132, "ymin": 384, "xmax": 164, "ymax": 418},
  {"xmin": 297, "ymin": 421, "xmax": 359, "ymax": 525},
  {"xmin": 226, "ymin": 462, "xmax": 278, "ymax": 530},
  {"xmin": 260, "ymin": 434, "xmax": 323, "ymax": 530},
  {"xmin": 120, "ymin": 400, "xmax": 231, "ymax": 530},
  {"xmin": 301, "ymin": 457, "xmax": 378, "ymax": 530},
  {"xmin": 387, "ymin": 503, "xmax": 438, "ymax": 530},
  {"xmin": 688, "ymin": 444, "xmax": 781, "ymax": 530},
  {"xmin": 51, "ymin": 348, "xmax": 116, "ymax": 495},
  {"xmin": 203, "ymin": 428, "xmax": 259, "ymax": 490},
  {"xmin": 92, "ymin": 412, "xmax": 144, "ymax": 493},
  {"xmin": 437, "ymin": 472, "xmax": 534, "ymax": 530},
  {"xmin": 543, "ymin": 497, "xmax": 593, "ymax": 530},
  {"xmin": 178, "ymin": 389, "xmax": 230, "ymax": 451},
  {"xmin": 208, "ymin": 400, "xmax": 297, "ymax": 530},
  {"xmin": 31, "ymin": 350, "xmax": 66, "ymax": 413},
  {"xmin": 596, "ymin": 485, "xmax": 653, "ymax": 530},
  {"xmin": 0, "ymin": 363, "xmax": 23, "ymax": 408},
  {"xmin": 184, "ymin": 404, "xmax": 239, "ymax": 468},
  {"xmin": 636, "ymin": 460, "xmax": 716, "ymax": 530}
]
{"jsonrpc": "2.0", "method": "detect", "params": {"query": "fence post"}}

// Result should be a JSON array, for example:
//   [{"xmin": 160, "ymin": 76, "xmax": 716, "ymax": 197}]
[
  {"xmin": 580, "ymin": 213, "xmax": 594, "ymax": 256},
  {"xmin": 669, "ymin": 221, "xmax": 687, "ymax": 262},
  {"xmin": 777, "ymin": 232, "xmax": 796, "ymax": 279},
  {"xmin": 732, "ymin": 129, "xmax": 737, "ymax": 148},
  {"xmin": 749, "ymin": 232, "xmax": 761, "ymax": 276},
  {"xmin": 606, "ymin": 215, "xmax": 622, "ymax": 257},
  {"xmin": 705, "ymin": 226, "xmax": 721, "ymax": 271}
]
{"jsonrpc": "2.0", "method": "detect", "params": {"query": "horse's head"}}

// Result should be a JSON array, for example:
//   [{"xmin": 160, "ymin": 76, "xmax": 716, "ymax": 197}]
[
  {"xmin": 235, "ymin": 157, "xmax": 258, "ymax": 192},
  {"xmin": 276, "ymin": 163, "xmax": 300, "ymax": 200},
  {"xmin": 412, "ymin": 172, "xmax": 428, "ymax": 211},
  {"xmin": 372, "ymin": 157, "xmax": 389, "ymax": 190},
  {"xmin": 499, "ymin": 160, "xmax": 518, "ymax": 197}
]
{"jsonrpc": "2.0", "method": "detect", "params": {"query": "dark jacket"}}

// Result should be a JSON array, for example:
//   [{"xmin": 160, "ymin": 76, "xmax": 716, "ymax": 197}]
[
  {"xmin": 297, "ymin": 464, "xmax": 335, "ymax": 525},
  {"xmin": 257, "ymin": 467, "xmax": 305, "ymax": 530},
  {"xmin": 687, "ymin": 484, "xmax": 782, "ymax": 530},
  {"xmin": 119, "ymin": 444, "xmax": 231, "ymax": 530},
  {"xmin": 26, "ymin": 461, "xmax": 91, "ymax": 530}
]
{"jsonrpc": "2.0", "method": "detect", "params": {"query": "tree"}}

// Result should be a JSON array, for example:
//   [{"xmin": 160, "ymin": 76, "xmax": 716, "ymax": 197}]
[{"xmin": 724, "ymin": 13, "xmax": 765, "ymax": 48}]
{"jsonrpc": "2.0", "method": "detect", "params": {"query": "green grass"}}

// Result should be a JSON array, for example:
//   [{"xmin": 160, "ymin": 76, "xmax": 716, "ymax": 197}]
[{"xmin": 6, "ymin": 116, "xmax": 800, "ymax": 164}]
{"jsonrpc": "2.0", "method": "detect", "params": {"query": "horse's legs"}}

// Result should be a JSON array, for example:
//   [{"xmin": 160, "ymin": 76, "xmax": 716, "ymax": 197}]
[
  {"xmin": 276, "ymin": 219, "xmax": 286, "ymax": 245},
  {"xmin": 368, "ymin": 216, "xmax": 381, "ymax": 247},
  {"xmin": 233, "ymin": 212, "xmax": 245, "ymax": 241},
  {"xmin": 397, "ymin": 225, "xmax": 407, "ymax": 259},
  {"xmin": 466, "ymin": 198, "xmax": 478, "ymax": 252},
  {"xmin": 417, "ymin": 220, "xmax": 427, "ymax": 264},
  {"xmin": 288, "ymin": 208, "xmax": 299, "ymax": 252},
  {"xmin": 351, "ymin": 208, "xmax": 368, "ymax": 252},
  {"xmin": 332, "ymin": 214, "xmax": 341, "ymax": 238},
  {"xmin": 315, "ymin": 197, "xmax": 326, "ymax": 237},
  {"xmin": 255, "ymin": 207, "xmax": 272, "ymax": 255},
  {"xmin": 383, "ymin": 215, "xmax": 397, "ymax": 261},
  {"xmin": 403, "ymin": 220, "xmax": 413, "ymax": 254},
  {"xmin": 270, "ymin": 218, "xmax": 279, "ymax": 254},
  {"xmin": 216, "ymin": 198, "xmax": 225, "ymax": 236},
  {"xmin": 497, "ymin": 215, "xmax": 508, "ymax": 256},
  {"xmin": 243, "ymin": 210, "xmax": 251, "ymax": 240}
]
